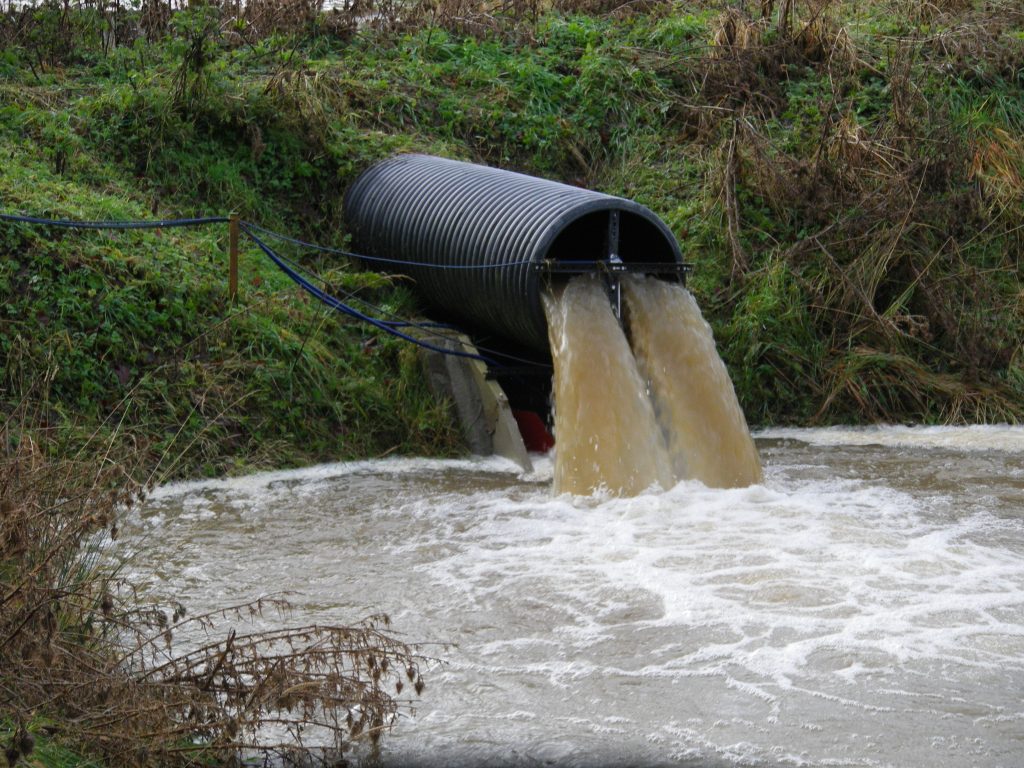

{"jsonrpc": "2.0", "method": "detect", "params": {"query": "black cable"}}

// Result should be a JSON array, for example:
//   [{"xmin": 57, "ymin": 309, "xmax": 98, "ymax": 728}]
[
  {"xmin": 0, "ymin": 212, "xmax": 230, "ymax": 229},
  {"xmin": 264, "ymin": 241, "xmax": 551, "ymax": 370},
  {"xmin": 242, "ymin": 224, "xmax": 502, "ymax": 365},
  {"xmin": 242, "ymin": 221, "xmax": 534, "ymax": 271}
]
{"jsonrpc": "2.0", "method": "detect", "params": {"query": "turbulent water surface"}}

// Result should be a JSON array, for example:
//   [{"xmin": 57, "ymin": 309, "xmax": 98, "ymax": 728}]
[{"xmin": 126, "ymin": 426, "xmax": 1024, "ymax": 767}]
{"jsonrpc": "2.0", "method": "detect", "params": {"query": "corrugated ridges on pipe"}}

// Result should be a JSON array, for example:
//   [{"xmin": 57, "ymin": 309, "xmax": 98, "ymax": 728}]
[{"xmin": 344, "ymin": 154, "xmax": 683, "ymax": 351}]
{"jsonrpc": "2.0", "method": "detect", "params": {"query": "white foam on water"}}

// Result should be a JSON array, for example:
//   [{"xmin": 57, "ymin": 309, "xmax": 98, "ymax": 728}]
[
  {"xmin": 758, "ymin": 424, "xmax": 1024, "ymax": 453},
  {"xmin": 122, "ymin": 428, "xmax": 1024, "ymax": 767},
  {"xmin": 145, "ymin": 454, "xmax": 530, "ymax": 501},
  {"xmin": 411, "ymin": 478, "xmax": 1024, "ymax": 675}
]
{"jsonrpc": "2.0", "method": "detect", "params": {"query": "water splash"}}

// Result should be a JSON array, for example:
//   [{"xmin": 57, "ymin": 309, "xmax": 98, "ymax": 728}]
[{"xmin": 125, "ymin": 430, "xmax": 1024, "ymax": 768}]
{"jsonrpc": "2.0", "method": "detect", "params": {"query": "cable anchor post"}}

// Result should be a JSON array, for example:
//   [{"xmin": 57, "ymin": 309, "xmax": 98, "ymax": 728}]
[{"xmin": 228, "ymin": 213, "xmax": 240, "ymax": 304}]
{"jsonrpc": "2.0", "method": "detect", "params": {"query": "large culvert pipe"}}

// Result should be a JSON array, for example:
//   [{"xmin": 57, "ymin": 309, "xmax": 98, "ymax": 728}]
[{"xmin": 343, "ymin": 154, "xmax": 685, "ymax": 352}]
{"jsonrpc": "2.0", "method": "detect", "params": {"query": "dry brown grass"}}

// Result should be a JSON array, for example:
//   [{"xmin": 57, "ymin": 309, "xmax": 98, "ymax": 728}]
[
  {"xmin": 969, "ymin": 127, "xmax": 1024, "ymax": 216},
  {"xmin": 700, "ymin": 8, "xmax": 1022, "ymax": 422},
  {"xmin": 711, "ymin": 7, "xmax": 768, "ymax": 55},
  {"xmin": 677, "ymin": 0, "xmax": 863, "ymax": 133},
  {"xmin": 1, "ymin": 406, "xmax": 431, "ymax": 766}
]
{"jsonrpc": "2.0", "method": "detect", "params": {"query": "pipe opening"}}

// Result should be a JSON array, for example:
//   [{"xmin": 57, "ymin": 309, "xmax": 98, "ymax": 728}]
[
  {"xmin": 618, "ymin": 212, "xmax": 678, "ymax": 265},
  {"xmin": 543, "ymin": 210, "xmax": 678, "ymax": 267}
]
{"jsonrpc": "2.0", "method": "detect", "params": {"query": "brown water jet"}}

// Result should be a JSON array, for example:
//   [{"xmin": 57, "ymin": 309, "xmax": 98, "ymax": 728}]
[
  {"xmin": 623, "ymin": 274, "xmax": 762, "ymax": 489},
  {"xmin": 543, "ymin": 275, "xmax": 673, "ymax": 496},
  {"xmin": 543, "ymin": 273, "xmax": 761, "ymax": 495}
]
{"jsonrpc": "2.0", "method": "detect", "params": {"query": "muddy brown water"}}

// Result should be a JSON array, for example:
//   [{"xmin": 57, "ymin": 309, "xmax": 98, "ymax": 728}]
[
  {"xmin": 125, "ymin": 425, "xmax": 1024, "ymax": 767},
  {"xmin": 542, "ymin": 276, "xmax": 761, "ymax": 496}
]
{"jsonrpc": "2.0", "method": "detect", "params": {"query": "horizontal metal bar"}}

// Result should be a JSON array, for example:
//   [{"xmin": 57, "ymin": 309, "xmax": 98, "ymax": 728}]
[
  {"xmin": 485, "ymin": 366, "xmax": 552, "ymax": 379},
  {"xmin": 537, "ymin": 260, "xmax": 693, "ymax": 276}
]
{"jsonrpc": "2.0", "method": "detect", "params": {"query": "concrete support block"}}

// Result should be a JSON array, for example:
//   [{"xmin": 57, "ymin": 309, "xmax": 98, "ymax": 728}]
[{"xmin": 419, "ymin": 335, "xmax": 532, "ymax": 472}]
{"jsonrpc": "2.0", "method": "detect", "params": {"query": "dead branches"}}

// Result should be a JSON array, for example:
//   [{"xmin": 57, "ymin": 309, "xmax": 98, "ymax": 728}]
[{"xmin": 1, "ymin": 414, "xmax": 430, "ymax": 766}]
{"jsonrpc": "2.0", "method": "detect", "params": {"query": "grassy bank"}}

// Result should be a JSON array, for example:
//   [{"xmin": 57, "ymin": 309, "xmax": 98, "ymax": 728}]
[
  {"xmin": 2, "ymin": 0, "xmax": 1021, "ymax": 472},
  {"xmin": 0, "ymin": 70, "xmax": 463, "ymax": 479}
]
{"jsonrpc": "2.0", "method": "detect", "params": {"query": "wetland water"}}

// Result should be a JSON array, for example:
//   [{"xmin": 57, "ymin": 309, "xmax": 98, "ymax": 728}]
[{"xmin": 125, "ymin": 426, "xmax": 1024, "ymax": 767}]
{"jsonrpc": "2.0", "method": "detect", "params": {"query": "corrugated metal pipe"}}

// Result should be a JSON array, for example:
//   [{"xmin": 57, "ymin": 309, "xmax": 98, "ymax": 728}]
[{"xmin": 344, "ymin": 154, "xmax": 686, "ymax": 352}]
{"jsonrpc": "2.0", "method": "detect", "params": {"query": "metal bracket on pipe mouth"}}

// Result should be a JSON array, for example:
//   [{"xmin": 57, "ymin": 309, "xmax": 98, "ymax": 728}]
[
  {"xmin": 603, "ymin": 255, "xmax": 624, "ymax": 320},
  {"xmin": 537, "ymin": 260, "xmax": 693, "ymax": 322},
  {"xmin": 537, "ymin": 210, "xmax": 692, "ymax": 321},
  {"xmin": 537, "ymin": 261, "xmax": 693, "ymax": 278}
]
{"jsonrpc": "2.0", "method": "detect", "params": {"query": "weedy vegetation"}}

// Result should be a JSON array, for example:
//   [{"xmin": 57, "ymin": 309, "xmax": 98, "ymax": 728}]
[
  {"xmin": 4, "ymin": 0, "xmax": 1015, "ymax": 434},
  {"xmin": 1, "ymin": 400, "xmax": 431, "ymax": 766},
  {"xmin": 2, "ymin": 0, "xmax": 1022, "ymax": 436}
]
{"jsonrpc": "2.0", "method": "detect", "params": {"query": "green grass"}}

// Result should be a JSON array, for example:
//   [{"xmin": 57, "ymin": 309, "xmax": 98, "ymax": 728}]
[
  {"xmin": 0, "ymin": 105, "xmax": 462, "ymax": 479},
  {"xmin": 1, "ymin": 718, "xmax": 103, "ymax": 768},
  {"xmin": 2, "ymin": 0, "xmax": 1023, "ymax": 469}
]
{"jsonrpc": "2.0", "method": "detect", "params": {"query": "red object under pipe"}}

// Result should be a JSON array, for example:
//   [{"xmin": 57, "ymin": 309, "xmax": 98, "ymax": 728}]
[{"xmin": 513, "ymin": 410, "xmax": 555, "ymax": 453}]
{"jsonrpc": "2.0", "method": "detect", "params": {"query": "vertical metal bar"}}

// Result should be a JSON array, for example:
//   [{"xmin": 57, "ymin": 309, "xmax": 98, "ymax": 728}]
[
  {"xmin": 606, "ymin": 210, "xmax": 620, "ymax": 260},
  {"xmin": 228, "ymin": 213, "xmax": 239, "ymax": 304},
  {"xmin": 606, "ymin": 211, "xmax": 622, "ymax": 321}
]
